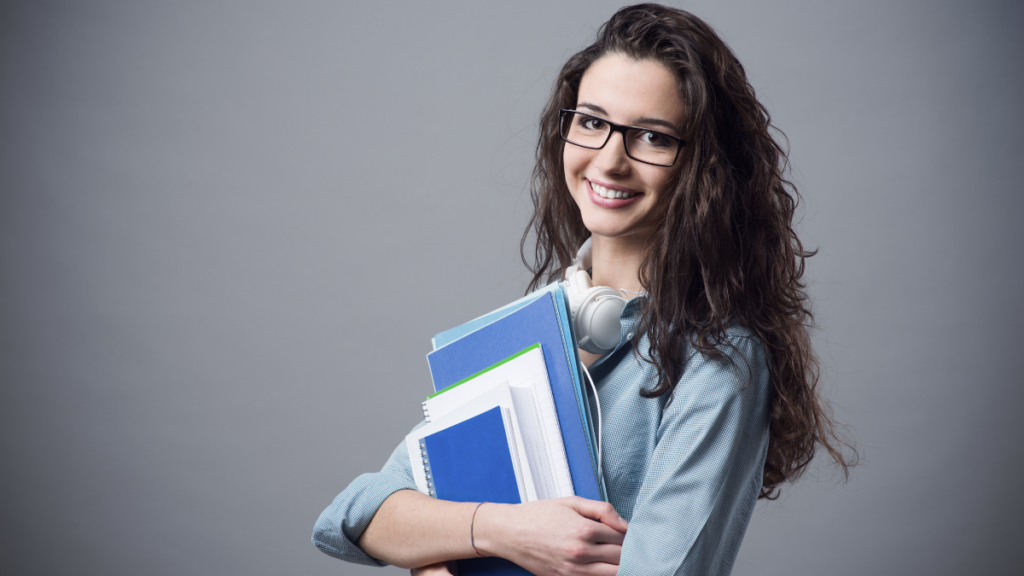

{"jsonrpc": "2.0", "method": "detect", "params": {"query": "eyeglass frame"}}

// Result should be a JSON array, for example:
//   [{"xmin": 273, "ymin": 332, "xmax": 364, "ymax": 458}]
[{"xmin": 558, "ymin": 109, "xmax": 687, "ymax": 168}]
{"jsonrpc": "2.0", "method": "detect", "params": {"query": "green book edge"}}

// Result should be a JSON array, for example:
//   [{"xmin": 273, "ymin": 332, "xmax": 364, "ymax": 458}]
[{"xmin": 426, "ymin": 342, "xmax": 542, "ymax": 400}]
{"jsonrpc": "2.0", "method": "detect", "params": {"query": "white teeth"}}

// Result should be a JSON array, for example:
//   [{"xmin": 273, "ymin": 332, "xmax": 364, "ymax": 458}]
[{"xmin": 590, "ymin": 181, "xmax": 636, "ymax": 200}]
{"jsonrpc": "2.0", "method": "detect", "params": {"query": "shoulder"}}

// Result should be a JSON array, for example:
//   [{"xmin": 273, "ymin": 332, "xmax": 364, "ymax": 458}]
[
  {"xmin": 651, "ymin": 323, "xmax": 772, "ymax": 464},
  {"xmin": 682, "ymin": 324, "xmax": 768, "ymax": 383},
  {"xmin": 665, "ymin": 324, "xmax": 771, "ymax": 419}
]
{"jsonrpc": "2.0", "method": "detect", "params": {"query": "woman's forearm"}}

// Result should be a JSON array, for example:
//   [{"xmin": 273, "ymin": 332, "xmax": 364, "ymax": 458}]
[
  {"xmin": 360, "ymin": 491, "xmax": 627, "ymax": 574},
  {"xmin": 357, "ymin": 489, "xmax": 480, "ymax": 569}
]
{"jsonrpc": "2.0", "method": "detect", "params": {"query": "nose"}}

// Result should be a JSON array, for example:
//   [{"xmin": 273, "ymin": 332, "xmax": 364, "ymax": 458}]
[{"xmin": 594, "ymin": 131, "xmax": 632, "ymax": 175}]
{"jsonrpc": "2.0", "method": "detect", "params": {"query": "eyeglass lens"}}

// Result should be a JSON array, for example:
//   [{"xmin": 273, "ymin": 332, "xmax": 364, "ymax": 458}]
[{"xmin": 560, "ymin": 111, "xmax": 679, "ymax": 167}]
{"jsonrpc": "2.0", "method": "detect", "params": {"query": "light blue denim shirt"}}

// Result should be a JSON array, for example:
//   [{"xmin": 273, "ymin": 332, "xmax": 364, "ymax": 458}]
[{"xmin": 313, "ymin": 297, "xmax": 772, "ymax": 575}]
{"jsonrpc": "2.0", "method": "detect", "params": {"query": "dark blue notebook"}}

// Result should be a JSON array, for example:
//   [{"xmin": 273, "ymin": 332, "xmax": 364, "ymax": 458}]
[
  {"xmin": 423, "ymin": 407, "xmax": 522, "ymax": 505},
  {"xmin": 421, "ymin": 407, "xmax": 533, "ymax": 575}
]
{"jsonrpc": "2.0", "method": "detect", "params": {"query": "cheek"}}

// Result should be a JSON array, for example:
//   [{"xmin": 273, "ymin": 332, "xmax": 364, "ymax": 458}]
[
  {"xmin": 642, "ymin": 166, "xmax": 679, "ymax": 202},
  {"xmin": 562, "ymin": 148, "xmax": 588, "ymax": 190}
]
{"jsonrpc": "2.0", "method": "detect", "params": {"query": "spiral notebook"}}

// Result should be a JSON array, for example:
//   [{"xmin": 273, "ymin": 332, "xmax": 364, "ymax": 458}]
[
  {"xmin": 414, "ymin": 407, "xmax": 535, "ymax": 576},
  {"xmin": 406, "ymin": 382, "xmax": 536, "ymax": 503}
]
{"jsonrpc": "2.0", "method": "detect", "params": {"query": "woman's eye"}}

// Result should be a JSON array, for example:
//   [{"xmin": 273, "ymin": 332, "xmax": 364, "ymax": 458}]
[
  {"xmin": 639, "ymin": 131, "xmax": 669, "ymax": 147},
  {"xmin": 581, "ymin": 118, "xmax": 606, "ymax": 130}
]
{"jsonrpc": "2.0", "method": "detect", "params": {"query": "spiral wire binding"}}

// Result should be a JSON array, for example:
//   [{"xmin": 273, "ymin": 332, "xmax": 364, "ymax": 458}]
[{"xmin": 419, "ymin": 438, "xmax": 436, "ymax": 498}]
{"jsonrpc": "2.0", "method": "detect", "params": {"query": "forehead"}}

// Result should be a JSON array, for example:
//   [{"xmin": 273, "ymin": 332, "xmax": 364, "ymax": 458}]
[{"xmin": 577, "ymin": 54, "xmax": 685, "ymax": 127}]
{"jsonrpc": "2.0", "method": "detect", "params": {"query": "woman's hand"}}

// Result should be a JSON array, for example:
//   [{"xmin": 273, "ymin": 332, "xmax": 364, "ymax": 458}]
[
  {"xmin": 410, "ymin": 561, "xmax": 455, "ymax": 575},
  {"xmin": 474, "ymin": 496, "xmax": 628, "ymax": 576}
]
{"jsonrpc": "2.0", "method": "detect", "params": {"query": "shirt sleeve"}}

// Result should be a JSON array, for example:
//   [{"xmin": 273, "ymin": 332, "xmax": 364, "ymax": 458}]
[
  {"xmin": 311, "ymin": 424, "xmax": 422, "ymax": 567},
  {"xmin": 617, "ymin": 332, "xmax": 772, "ymax": 576}
]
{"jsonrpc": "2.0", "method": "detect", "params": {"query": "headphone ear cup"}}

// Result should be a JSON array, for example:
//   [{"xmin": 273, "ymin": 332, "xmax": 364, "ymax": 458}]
[
  {"xmin": 564, "ymin": 268, "xmax": 626, "ymax": 354},
  {"xmin": 575, "ymin": 286, "xmax": 625, "ymax": 354},
  {"xmin": 583, "ymin": 292, "xmax": 626, "ymax": 352}
]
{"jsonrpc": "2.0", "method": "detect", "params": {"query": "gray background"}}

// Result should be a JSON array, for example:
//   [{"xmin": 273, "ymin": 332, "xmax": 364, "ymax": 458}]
[{"xmin": 2, "ymin": 0, "xmax": 1021, "ymax": 574}]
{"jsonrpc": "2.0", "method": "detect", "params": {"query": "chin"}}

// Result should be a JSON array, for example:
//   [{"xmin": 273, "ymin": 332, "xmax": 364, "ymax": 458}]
[
  {"xmin": 584, "ymin": 216, "xmax": 659, "ymax": 243},
  {"xmin": 582, "ymin": 221, "xmax": 640, "ymax": 240}
]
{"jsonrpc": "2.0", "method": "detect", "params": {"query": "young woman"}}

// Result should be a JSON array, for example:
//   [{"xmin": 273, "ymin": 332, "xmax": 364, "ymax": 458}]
[{"xmin": 313, "ymin": 5, "xmax": 853, "ymax": 575}]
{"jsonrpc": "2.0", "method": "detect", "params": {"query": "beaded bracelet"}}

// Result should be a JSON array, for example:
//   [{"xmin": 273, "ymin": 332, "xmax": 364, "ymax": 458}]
[{"xmin": 470, "ymin": 502, "xmax": 487, "ymax": 557}]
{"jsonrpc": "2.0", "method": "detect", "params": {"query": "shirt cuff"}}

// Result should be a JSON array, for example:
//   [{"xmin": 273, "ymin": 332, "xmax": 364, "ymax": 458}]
[{"xmin": 311, "ymin": 472, "xmax": 417, "ymax": 566}]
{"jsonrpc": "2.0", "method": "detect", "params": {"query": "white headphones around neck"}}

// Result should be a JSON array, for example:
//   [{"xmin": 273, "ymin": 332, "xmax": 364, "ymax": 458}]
[{"xmin": 564, "ymin": 238, "xmax": 627, "ymax": 355}]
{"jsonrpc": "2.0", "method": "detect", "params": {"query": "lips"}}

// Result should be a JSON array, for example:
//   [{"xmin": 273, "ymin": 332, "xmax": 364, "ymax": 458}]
[{"xmin": 586, "ymin": 179, "xmax": 643, "ymax": 208}]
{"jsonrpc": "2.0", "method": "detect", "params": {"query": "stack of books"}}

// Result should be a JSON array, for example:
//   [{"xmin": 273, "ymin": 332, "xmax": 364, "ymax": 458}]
[{"xmin": 405, "ymin": 284, "xmax": 604, "ymax": 575}]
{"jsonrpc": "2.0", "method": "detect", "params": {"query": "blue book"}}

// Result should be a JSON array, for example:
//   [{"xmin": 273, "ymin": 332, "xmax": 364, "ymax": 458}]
[
  {"xmin": 427, "ymin": 291, "xmax": 602, "ymax": 502},
  {"xmin": 423, "ymin": 407, "xmax": 523, "ymax": 505},
  {"xmin": 430, "ymin": 284, "xmax": 561, "ymax": 350},
  {"xmin": 419, "ymin": 407, "xmax": 533, "ymax": 576}
]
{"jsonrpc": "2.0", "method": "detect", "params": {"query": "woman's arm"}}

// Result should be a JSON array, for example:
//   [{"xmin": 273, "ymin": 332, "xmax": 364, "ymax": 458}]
[
  {"xmin": 359, "ymin": 489, "xmax": 629, "ymax": 574},
  {"xmin": 615, "ymin": 330, "xmax": 772, "ymax": 575},
  {"xmin": 313, "ymin": 424, "xmax": 629, "ymax": 574},
  {"xmin": 312, "ymin": 439, "xmax": 421, "ymax": 567},
  {"xmin": 355, "ymin": 490, "xmax": 477, "ymax": 568}
]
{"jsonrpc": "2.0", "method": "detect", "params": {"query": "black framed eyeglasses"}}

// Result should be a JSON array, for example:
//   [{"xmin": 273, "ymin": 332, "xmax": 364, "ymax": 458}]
[{"xmin": 558, "ymin": 109, "xmax": 686, "ymax": 168}]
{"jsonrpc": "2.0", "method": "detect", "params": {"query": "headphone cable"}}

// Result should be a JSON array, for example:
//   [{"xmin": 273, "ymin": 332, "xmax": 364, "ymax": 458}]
[{"xmin": 580, "ymin": 361, "xmax": 602, "ymax": 483}]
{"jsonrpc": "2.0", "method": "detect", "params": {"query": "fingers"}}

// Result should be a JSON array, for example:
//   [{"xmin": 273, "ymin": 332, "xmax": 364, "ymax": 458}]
[
  {"xmin": 568, "ymin": 511, "xmax": 625, "ymax": 546},
  {"xmin": 578, "ymin": 561, "xmax": 623, "ymax": 576},
  {"xmin": 585, "ymin": 523, "xmax": 626, "ymax": 546},
  {"xmin": 562, "ymin": 536, "xmax": 623, "ymax": 565},
  {"xmin": 586, "ymin": 542, "xmax": 623, "ymax": 565},
  {"xmin": 494, "ymin": 498, "xmax": 626, "ymax": 576},
  {"xmin": 562, "ymin": 497, "xmax": 629, "ymax": 533},
  {"xmin": 556, "ymin": 557, "xmax": 621, "ymax": 576},
  {"xmin": 562, "ymin": 521, "xmax": 623, "ymax": 564}
]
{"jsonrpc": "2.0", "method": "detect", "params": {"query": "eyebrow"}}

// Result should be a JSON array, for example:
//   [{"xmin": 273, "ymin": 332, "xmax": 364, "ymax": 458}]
[{"xmin": 577, "ymin": 102, "xmax": 681, "ymax": 134}]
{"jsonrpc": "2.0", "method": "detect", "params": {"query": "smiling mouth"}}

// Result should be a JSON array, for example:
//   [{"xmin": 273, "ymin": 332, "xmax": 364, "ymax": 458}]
[{"xmin": 589, "ymin": 180, "xmax": 639, "ymax": 200}]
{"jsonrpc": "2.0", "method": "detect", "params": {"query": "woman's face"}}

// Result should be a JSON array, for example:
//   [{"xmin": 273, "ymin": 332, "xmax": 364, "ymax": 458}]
[{"xmin": 564, "ymin": 53, "xmax": 685, "ymax": 243}]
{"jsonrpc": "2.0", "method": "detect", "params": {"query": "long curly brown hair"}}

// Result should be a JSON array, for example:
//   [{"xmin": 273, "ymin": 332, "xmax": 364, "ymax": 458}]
[{"xmin": 521, "ymin": 4, "xmax": 855, "ymax": 499}]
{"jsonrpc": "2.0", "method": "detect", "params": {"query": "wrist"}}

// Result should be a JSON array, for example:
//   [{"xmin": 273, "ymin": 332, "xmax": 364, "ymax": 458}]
[{"xmin": 470, "ymin": 502, "xmax": 514, "ymax": 559}]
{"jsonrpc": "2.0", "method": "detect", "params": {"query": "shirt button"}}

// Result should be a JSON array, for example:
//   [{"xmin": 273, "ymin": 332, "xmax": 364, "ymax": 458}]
[{"xmin": 626, "ymin": 332, "xmax": 634, "ymax": 340}]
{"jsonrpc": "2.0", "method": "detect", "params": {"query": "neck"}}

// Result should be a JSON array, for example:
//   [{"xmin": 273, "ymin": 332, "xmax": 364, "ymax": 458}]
[{"xmin": 588, "ymin": 234, "xmax": 646, "ymax": 297}]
